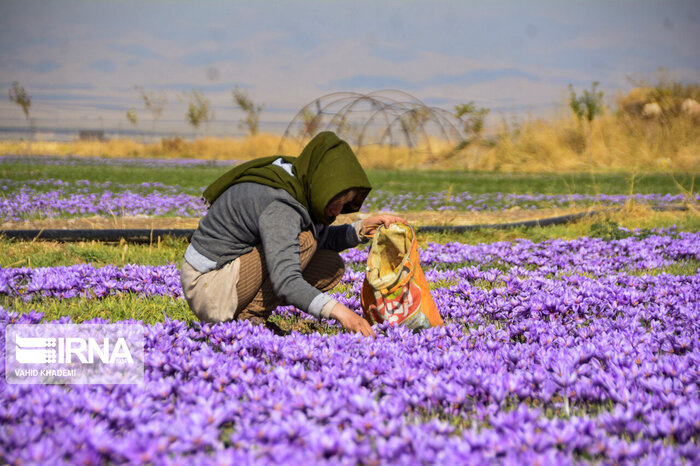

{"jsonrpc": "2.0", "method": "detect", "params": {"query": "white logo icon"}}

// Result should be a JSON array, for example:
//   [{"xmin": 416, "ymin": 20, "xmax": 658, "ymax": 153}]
[{"xmin": 15, "ymin": 335, "xmax": 57, "ymax": 364}]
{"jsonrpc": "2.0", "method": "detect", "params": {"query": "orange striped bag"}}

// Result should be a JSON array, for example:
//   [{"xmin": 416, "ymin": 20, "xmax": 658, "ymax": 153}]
[{"xmin": 361, "ymin": 223, "xmax": 443, "ymax": 330}]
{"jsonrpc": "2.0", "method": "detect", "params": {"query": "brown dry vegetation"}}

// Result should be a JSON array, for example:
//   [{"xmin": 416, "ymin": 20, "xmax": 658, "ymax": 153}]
[
  {"xmin": 3, "ymin": 111, "xmax": 697, "ymax": 172},
  {"xmin": 449, "ymin": 112, "xmax": 699, "ymax": 172},
  {"xmin": 0, "ymin": 134, "xmax": 296, "ymax": 162},
  {"xmin": 2, "ymin": 84, "xmax": 698, "ymax": 172}
]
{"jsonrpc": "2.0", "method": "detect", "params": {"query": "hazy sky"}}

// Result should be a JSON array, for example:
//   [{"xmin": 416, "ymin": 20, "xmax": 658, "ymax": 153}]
[{"xmin": 1, "ymin": 0, "xmax": 699, "ymax": 135}]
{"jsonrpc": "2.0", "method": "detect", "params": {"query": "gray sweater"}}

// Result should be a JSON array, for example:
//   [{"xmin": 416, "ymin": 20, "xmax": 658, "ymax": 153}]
[{"xmin": 187, "ymin": 182, "xmax": 363, "ymax": 318}]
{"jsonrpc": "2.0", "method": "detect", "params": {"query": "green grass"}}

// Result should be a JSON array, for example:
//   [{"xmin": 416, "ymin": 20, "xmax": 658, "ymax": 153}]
[
  {"xmin": 1, "ymin": 294, "xmax": 196, "ymax": 324},
  {"xmin": 367, "ymin": 170, "xmax": 698, "ymax": 196},
  {"xmin": 627, "ymin": 259, "xmax": 700, "ymax": 277},
  {"xmin": 0, "ymin": 161, "xmax": 224, "ymax": 192},
  {"xmin": 0, "ymin": 236, "xmax": 188, "ymax": 268},
  {"xmin": 2, "ymin": 158, "xmax": 698, "ymax": 196}
]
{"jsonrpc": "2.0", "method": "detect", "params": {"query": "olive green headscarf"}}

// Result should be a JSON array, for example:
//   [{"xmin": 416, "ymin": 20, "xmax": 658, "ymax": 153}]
[{"xmin": 202, "ymin": 131, "xmax": 372, "ymax": 225}]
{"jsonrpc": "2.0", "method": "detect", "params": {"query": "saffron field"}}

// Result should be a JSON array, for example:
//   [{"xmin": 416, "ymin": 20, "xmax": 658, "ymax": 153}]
[
  {"xmin": 0, "ymin": 155, "xmax": 699, "ymax": 464},
  {"xmin": 3, "ymin": 177, "xmax": 699, "ymax": 221}
]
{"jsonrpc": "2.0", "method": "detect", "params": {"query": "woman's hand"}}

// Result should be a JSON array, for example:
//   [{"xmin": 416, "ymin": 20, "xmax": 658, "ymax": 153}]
[
  {"xmin": 330, "ymin": 303, "xmax": 374, "ymax": 337},
  {"xmin": 360, "ymin": 215, "xmax": 408, "ymax": 237}
]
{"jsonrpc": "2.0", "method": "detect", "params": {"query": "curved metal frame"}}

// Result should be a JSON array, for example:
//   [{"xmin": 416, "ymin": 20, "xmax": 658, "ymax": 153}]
[{"xmin": 278, "ymin": 90, "xmax": 464, "ymax": 157}]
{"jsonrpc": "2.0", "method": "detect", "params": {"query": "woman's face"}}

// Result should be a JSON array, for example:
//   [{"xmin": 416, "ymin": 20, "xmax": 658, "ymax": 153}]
[{"xmin": 325, "ymin": 189, "xmax": 357, "ymax": 218}]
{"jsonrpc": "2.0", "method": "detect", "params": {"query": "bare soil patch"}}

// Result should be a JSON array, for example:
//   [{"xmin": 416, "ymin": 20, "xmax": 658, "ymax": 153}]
[{"xmin": 2, "ymin": 207, "xmax": 592, "ymax": 231}]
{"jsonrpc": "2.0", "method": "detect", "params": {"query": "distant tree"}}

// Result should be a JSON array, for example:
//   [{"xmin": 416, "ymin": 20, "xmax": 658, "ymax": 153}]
[
  {"xmin": 568, "ymin": 82, "xmax": 604, "ymax": 165},
  {"xmin": 9, "ymin": 82, "xmax": 32, "ymax": 145},
  {"xmin": 455, "ymin": 101, "xmax": 490, "ymax": 136},
  {"xmin": 568, "ymin": 81, "xmax": 604, "ymax": 123},
  {"xmin": 9, "ymin": 81, "xmax": 31, "ymax": 121},
  {"xmin": 232, "ymin": 86, "xmax": 264, "ymax": 136},
  {"xmin": 455, "ymin": 101, "xmax": 490, "ymax": 144},
  {"xmin": 181, "ymin": 90, "xmax": 215, "ymax": 136},
  {"xmin": 126, "ymin": 107, "xmax": 138, "ymax": 126},
  {"xmin": 134, "ymin": 85, "xmax": 168, "ymax": 138}
]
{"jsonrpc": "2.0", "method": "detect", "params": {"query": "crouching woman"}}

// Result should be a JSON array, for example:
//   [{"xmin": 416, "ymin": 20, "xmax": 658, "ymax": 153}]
[{"xmin": 180, "ymin": 132, "xmax": 404, "ymax": 336}]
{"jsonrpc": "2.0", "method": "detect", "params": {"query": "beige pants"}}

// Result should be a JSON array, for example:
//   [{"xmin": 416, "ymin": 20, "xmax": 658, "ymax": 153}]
[
  {"xmin": 181, "ymin": 231, "xmax": 345, "ymax": 324},
  {"xmin": 180, "ymin": 257, "xmax": 241, "ymax": 323}
]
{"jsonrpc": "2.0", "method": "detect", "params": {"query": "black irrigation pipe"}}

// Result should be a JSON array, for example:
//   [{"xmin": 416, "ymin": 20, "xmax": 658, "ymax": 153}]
[
  {"xmin": 0, "ymin": 228, "xmax": 194, "ymax": 243},
  {"xmin": 0, "ymin": 206, "xmax": 690, "ymax": 243}
]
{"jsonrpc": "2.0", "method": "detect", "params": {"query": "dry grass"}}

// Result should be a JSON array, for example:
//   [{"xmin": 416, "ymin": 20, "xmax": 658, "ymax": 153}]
[
  {"xmin": 0, "ymin": 134, "xmax": 299, "ymax": 162},
  {"xmin": 2, "ymin": 113, "xmax": 698, "ymax": 172},
  {"xmin": 444, "ymin": 112, "xmax": 700, "ymax": 173}
]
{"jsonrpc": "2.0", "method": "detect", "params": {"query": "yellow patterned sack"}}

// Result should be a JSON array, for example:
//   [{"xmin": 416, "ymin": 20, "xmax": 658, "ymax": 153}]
[{"xmin": 361, "ymin": 223, "xmax": 443, "ymax": 329}]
